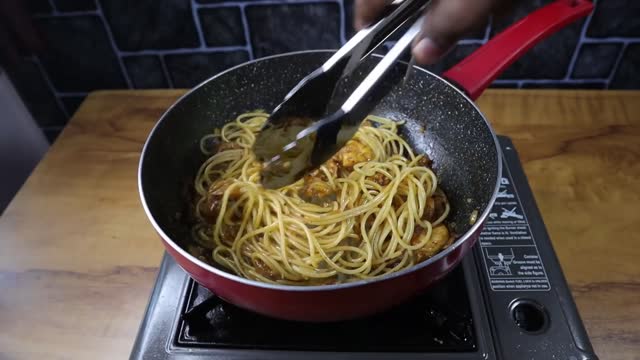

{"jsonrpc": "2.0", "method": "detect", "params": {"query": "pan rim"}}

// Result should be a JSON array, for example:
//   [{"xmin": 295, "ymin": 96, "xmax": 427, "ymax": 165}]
[{"xmin": 138, "ymin": 49, "xmax": 502, "ymax": 292}]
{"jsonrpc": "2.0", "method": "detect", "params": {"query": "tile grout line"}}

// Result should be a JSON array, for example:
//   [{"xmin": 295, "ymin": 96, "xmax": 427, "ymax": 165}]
[
  {"xmin": 191, "ymin": 0, "xmax": 207, "ymax": 49},
  {"xmin": 494, "ymin": 79, "xmax": 610, "ymax": 83},
  {"xmin": 483, "ymin": 16, "xmax": 492, "ymax": 43},
  {"xmin": 338, "ymin": 0, "xmax": 346, "ymax": 45},
  {"xmin": 494, "ymin": 78, "xmax": 608, "ymax": 84},
  {"xmin": 239, "ymin": 4, "xmax": 255, "ymax": 59},
  {"xmin": 120, "ymin": 46, "xmax": 249, "ymax": 57},
  {"xmin": 33, "ymin": 11, "xmax": 99, "ymax": 19},
  {"xmin": 582, "ymin": 37, "xmax": 640, "ymax": 44},
  {"xmin": 491, "ymin": 80, "xmax": 518, "ymax": 85},
  {"xmin": 31, "ymin": 56, "xmax": 69, "ymax": 118},
  {"xmin": 563, "ymin": 5, "xmax": 594, "ymax": 81},
  {"xmin": 94, "ymin": 0, "xmax": 133, "ymax": 88},
  {"xmin": 25, "ymin": 0, "xmax": 640, "ymax": 93},
  {"xmin": 458, "ymin": 39, "xmax": 486, "ymax": 45},
  {"xmin": 197, "ymin": 0, "xmax": 336, "ymax": 9},
  {"xmin": 159, "ymin": 55, "xmax": 175, "ymax": 88},
  {"xmin": 605, "ymin": 43, "xmax": 628, "ymax": 89}
]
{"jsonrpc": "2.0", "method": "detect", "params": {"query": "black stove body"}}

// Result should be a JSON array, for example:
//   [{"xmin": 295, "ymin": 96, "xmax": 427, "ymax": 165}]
[{"xmin": 130, "ymin": 136, "xmax": 598, "ymax": 360}]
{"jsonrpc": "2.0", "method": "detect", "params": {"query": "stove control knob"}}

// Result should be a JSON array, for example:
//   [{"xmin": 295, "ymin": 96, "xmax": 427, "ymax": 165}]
[{"xmin": 509, "ymin": 299, "xmax": 548, "ymax": 333}]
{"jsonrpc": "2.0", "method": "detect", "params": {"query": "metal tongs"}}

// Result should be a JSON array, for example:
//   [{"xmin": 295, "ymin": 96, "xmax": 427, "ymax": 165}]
[{"xmin": 253, "ymin": 0, "xmax": 431, "ymax": 188}]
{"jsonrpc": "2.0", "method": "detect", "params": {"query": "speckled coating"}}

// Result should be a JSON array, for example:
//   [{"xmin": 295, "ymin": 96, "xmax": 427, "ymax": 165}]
[{"xmin": 139, "ymin": 50, "xmax": 500, "ymax": 291}]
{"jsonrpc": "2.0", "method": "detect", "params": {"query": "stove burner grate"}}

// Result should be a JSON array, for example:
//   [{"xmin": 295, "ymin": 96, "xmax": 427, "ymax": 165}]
[{"xmin": 176, "ymin": 266, "xmax": 476, "ymax": 352}]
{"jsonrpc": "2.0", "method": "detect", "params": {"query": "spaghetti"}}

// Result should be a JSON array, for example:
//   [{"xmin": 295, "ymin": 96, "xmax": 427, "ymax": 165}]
[{"xmin": 189, "ymin": 111, "xmax": 453, "ymax": 285}]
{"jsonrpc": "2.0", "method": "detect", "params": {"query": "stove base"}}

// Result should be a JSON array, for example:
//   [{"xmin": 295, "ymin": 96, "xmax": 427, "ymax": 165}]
[{"xmin": 130, "ymin": 136, "xmax": 598, "ymax": 360}]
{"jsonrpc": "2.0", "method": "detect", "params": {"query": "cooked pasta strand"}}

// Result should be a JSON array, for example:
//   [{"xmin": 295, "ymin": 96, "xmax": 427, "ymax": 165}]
[{"xmin": 191, "ymin": 111, "xmax": 451, "ymax": 285}]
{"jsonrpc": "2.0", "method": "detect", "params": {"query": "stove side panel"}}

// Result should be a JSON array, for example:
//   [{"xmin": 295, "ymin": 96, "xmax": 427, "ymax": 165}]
[{"xmin": 474, "ymin": 137, "xmax": 598, "ymax": 360}]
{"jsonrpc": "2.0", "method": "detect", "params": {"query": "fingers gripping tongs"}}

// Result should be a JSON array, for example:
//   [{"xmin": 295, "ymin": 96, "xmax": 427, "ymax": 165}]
[{"xmin": 253, "ymin": 0, "xmax": 431, "ymax": 189}]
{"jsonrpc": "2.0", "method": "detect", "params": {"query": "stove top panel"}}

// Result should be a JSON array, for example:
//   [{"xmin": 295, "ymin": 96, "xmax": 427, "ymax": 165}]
[
  {"xmin": 177, "ymin": 266, "xmax": 475, "ymax": 352},
  {"xmin": 130, "ymin": 136, "xmax": 598, "ymax": 360}
]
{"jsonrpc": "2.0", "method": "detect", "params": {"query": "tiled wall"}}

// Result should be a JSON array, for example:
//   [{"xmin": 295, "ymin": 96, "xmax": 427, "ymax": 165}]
[{"xmin": 8, "ymin": 0, "xmax": 640, "ymax": 142}]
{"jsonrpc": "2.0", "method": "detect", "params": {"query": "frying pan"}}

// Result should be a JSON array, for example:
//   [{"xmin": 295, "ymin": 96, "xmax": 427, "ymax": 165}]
[{"xmin": 139, "ymin": 0, "xmax": 593, "ymax": 322}]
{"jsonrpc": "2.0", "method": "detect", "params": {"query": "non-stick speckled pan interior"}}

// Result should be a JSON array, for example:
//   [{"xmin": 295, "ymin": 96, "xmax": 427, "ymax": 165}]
[{"xmin": 140, "ymin": 50, "xmax": 499, "ymax": 274}]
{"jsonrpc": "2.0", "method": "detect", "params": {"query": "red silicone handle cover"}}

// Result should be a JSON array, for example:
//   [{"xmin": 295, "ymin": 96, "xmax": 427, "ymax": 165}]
[{"xmin": 442, "ymin": 0, "xmax": 594, "ymax": 100}]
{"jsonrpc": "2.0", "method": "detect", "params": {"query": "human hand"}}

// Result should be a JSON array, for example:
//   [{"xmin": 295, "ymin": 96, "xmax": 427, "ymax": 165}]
[{"xmin": 354, "ymin": 0, "xmax": 509, "ymax": 65}]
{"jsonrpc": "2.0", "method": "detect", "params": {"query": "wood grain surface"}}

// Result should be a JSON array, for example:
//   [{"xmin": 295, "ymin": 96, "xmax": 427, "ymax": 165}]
[{"xmin": 0, "ymin": 90, "xmax": 638, "ymax": 359}]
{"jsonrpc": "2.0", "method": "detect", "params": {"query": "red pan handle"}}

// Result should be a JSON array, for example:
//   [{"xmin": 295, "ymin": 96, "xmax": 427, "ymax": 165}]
[{"xmin": 442, "ymin": 0, "xmax": 594, "ymax": 100}]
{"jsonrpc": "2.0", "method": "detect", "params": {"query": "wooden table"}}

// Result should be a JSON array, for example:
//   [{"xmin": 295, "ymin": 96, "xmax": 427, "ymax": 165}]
[{"xmin": 0, "ymin": 90, "xmax": 638, "ymax": 359}]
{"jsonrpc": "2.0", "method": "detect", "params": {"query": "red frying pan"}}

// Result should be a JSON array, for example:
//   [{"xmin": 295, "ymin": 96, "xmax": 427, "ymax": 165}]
[{"xmin": 139, "ymin": 0, "xmax": 593, "ymax": 321}]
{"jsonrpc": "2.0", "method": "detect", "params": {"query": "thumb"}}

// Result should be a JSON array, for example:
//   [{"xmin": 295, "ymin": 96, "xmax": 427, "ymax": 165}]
[{"xmin": 412, "ymin": 0, "xmax": 496, "ymax": 65}]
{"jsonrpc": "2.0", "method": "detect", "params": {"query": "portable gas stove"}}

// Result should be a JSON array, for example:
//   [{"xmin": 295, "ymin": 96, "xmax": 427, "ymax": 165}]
[{"xmin": 130, "ymin": 136, "xmax": 598, "ymax": 360}]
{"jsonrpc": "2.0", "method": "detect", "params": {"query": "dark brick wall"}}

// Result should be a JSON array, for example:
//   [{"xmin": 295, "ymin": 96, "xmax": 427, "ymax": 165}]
[{"xmin": 7, "ymin": 0, "xmax": 640, "ymax": 142}]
